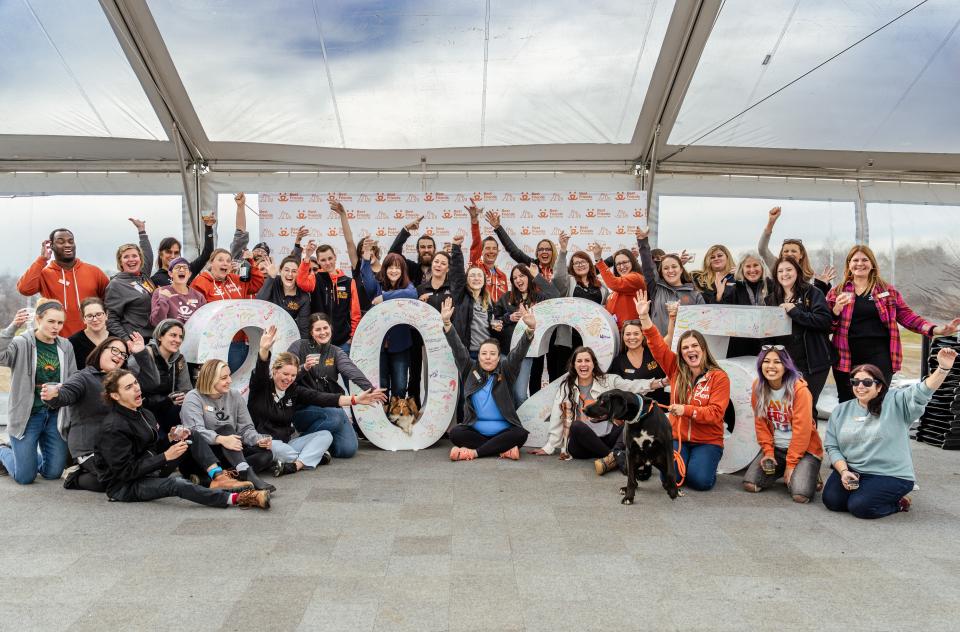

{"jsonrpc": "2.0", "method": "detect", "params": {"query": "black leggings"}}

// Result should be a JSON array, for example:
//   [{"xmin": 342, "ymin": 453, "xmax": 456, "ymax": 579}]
[
  {"xmin": 835, "ymin": 337, "xmax": 893, "ymax": 403},
  {"xmin": 804, "ymin": 367, "xmax": 830, "ymax": 420},
  {"xmin": 567, "ymin": 421, "xmax": 622, "ymax": 459},
  {"xmin": 449, "ymin": 424, "xmax": 529, "ymax": 458}
]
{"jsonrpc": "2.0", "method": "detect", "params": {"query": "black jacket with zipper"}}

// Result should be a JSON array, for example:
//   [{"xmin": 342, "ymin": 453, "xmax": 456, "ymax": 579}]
[
  {"xmin": 95, "ymin": 404, "xmax": 168, "ymax": 495},
  {"xmin": 247, "ymin": 355, "xmax": 344, "ymax": 442},
  {"xmin": 765, "ymin": 284, "xmax": 834, "ymax": 374}
]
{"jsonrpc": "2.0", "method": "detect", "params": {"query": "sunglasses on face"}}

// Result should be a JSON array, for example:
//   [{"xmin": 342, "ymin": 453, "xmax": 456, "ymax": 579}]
[
  {"xmin": 850, "ymin": 378, "xmax": 879, "ymax": 388},
  {"xmin": 760, "ymin": 345, "xmax": 785, "ymax": 352}
]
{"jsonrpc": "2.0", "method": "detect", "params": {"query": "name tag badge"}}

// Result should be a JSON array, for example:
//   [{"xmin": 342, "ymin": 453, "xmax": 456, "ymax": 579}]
[
  {"xmin": 877, "ymin": 291, "xmax": 890, "ymax": 299},
  {"xmin": 625, "ymin": 368, "xmax": 635, "ymax": 374},
  {"xmin": 204, "ymin": 405, "xmax": 214, "ymax": 412}
]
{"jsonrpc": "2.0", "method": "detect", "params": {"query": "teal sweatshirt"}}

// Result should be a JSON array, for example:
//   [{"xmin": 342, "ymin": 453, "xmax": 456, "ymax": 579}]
[{"xmin": 824, "ymin": 382, "xmax": 934, "ymax": 481}]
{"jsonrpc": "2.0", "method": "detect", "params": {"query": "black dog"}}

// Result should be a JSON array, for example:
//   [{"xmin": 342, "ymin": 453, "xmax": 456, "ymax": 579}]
[{"xmin": 584, "ymin": 390, "xmax": 678, "ymax": 504}]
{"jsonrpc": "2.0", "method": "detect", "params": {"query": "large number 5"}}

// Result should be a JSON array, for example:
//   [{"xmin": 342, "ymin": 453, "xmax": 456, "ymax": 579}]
[
  {"xmin": 349, "ymin": 298, "xmax": 458, "ymax": 451},
  {"xmin": 509, "ymin": 298, "xmax": 620, "ymax": 447}
]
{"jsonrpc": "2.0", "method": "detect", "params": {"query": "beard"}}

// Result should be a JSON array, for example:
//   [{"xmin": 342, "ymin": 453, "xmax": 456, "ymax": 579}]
[{"xmin": 419, "ymin": 252, "xmax": 434, "ymax": 267}]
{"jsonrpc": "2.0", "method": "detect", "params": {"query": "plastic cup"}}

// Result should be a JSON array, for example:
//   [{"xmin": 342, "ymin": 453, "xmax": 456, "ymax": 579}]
[
  {"xmin": 42, "ymin": 382, "xmax": 61, "ymax": 398},
  {"xmin": 761, "ymin": 458, "xmax": 776, "ymax": 476}
]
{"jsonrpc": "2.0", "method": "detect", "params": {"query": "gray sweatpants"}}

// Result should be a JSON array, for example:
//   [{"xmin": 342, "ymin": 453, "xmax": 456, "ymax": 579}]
[{"xmin": 743, "ymin": 448, "xmax": 821, "ymax": 501}]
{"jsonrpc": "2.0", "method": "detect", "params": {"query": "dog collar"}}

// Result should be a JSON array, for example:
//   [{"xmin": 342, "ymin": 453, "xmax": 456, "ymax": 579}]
[{"xmin": 625, "ymin": 392, "xmax": 647, "ymax": 425}]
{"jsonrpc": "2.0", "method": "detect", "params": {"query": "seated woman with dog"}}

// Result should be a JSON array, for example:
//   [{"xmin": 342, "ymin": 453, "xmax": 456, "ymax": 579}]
[
  {"xmin": 442, "ymin": 297, "xmax": 533, "ymax": 461},
  {"xmin": 530, "ymin": 346, "xmax": 654, "ymax": 467},
  {"xmin": 742, "ymin": 345, "xmax": 823, "ymax": 503},
  {"xmin": 634, "ymin": 289, "xmax": 730, "ymax": 491},
  {"xmin": 821, "ymin": 347, "xmax": 957, "ymax": 519}
]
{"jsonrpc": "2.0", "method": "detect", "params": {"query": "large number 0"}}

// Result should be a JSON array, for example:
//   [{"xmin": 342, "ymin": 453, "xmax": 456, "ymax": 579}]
[
  {"xmin": 349, "ymin": 299, "xmax": 458, "ymax": 451},
  {"xmin": 509, "ymin": 298, "xmax": 620, "ymax": 447},
  {"xmin": 181, "ymin": 299, "xmax": 301, "ymax": 394}
]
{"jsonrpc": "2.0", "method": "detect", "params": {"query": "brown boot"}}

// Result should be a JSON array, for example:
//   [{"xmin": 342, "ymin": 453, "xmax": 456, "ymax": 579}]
[
  {"xmin": 235, "ymin": 489, "xmax": 271, "ymax": 510},
  {"xmin": 210, "ymin": 470, "xmax": 254, "ymax": 491},
  {"xmin": 594, "ymin": 452, "xmax": 617, "ymax": 476}
]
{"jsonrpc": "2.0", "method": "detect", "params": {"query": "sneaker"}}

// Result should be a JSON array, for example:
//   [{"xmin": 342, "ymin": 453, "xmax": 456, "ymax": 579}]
[
  {"xmin": 499, "ymin": 446, "xmax": 520, "ymax": 461},
  {"xmin": 0, "ymin": 443, "xmax": 9, "ymax": 476},
  {"xmin": 898, "ymin": 496, "xmax": 912, "ymax": 513},
  {"xmin": 235, "ymin": 489, "xmax": 271, "ymax": 510},
  {"xmin": 320, "ymin": 451, "xmax": 332, "ymax": 466},
  {"xmin": 594, "ymin": 452, "xmax": 617, "ymax": 476},
  {"xmin": 272, "ymin": 460, "xmax": 299, "ymax": 478},
  {"xmin": 210, "ymin": 470, "xmax": 254, "ymax": 491}
]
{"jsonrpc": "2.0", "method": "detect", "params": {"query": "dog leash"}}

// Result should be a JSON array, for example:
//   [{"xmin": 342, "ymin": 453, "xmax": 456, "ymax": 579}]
[{"xmin": 647, "ymin": 399, "xmax": 687, "ymax": 489}]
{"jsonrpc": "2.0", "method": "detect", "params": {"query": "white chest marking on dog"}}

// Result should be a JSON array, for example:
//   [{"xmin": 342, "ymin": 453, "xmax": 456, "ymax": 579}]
[{"xmin": 633, "ymin": 430, "xmax": 654, "ymax": 450}]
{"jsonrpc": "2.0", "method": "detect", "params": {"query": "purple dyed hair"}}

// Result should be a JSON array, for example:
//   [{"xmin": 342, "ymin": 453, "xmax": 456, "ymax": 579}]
[{"xmin": 752, "ymin": 346, "xmax": 803, "ymax": 422}]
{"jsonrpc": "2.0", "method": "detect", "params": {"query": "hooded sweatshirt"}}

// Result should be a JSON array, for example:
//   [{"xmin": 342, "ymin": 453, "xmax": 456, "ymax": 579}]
[
  {"xmin": 752, "ymin": 378, "xmax": 823, "ymax": 469},
  {"xmin": 190, "ymin": 264, "xmax": 264, "ymax": 343},
  {"xmin": 637, "ymin": 238, "xmax": 704, "ymax": 334},
  {"xmin": 17, "ymin": 257, "xmax": 109, "ymax": 338},
  {"xmin": 105, "ymin": 271, "xmax": 156, "ymax": 340},
  {"xmin": 149, "ymin": 286, "xmax": 206, "ymax": 325},
  {"xmin": 180, "ymin": 388, "xmax": 261, "ymax": 448}
]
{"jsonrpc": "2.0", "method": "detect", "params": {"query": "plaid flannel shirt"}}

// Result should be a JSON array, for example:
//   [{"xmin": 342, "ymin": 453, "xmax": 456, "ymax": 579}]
[{"xmin": 826, "ymin": 281, "xmax": 934, "ymax": 373}]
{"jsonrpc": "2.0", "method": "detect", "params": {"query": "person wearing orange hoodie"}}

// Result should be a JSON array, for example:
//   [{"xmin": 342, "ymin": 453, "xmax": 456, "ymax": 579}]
[
  {"xmin": 743, "ymin": 345, "xmax": 823, "ymax": 503},
  {"xmin": 297, "ymin": 242, "xmax": 361, "ymax": 353},
  {"xmin": 17, "ymin": 229, "xmax": 109, "ymax": 338},
  {"xmin": 190, "ymin": 247, "xmax": 264, "ymax": 371},
  {"xmin": 590, "ymin": 242, "xmax": 647, "ymax": 329},
  {"xmin": 636, "ymin": 289, "xmax": 730, "ymax": 491}
]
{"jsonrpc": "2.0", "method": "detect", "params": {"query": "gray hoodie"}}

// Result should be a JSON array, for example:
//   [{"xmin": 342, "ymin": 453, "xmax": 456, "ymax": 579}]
[
  {"xmin": 638, "ymin": 238, "xmax": 705, "ymax": 333},
  {"xmin": 0, "ymin": 325, "xmax": 77, "ymax": 440},
  {"xmin": 105, "ymin": 232, "xmax": 155, "ymax": 340},
  {"xmin": 180, "ymin": 389, "xmax": 260, "ymax": 448}
]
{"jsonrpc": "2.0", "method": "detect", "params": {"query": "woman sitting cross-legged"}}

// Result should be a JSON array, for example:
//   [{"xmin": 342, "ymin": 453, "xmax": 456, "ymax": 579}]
[
  {"xmin": 96, "ymin": 369, "xmax": 268, "ymax": 509},
  {"xmin": 140, "ymin": 319, "xmax": 193, "ymax": 435},
  {"xmin": 530, "ymin": 346, "xmax": 654, "ymax": 465},
  {"xmin": 442, "ymin": 297, "xmax": 532, "ymax": 461},
  {"xmin": 180, "ymin": 359, "xmax": 276, "ymax": 492},
  {"xmin": 287, "ymin": 313, "xmax": 376, "ymax": 458},
  {"xmin": 742, "ymin": 345, "xmax": 823, "ymax": 503},
  {"xmin": 821, "ymin": 347, "xmax": 957, "ymax": 519},
  {"xmin": 249, "ymin": 326, "xmax": 386, "ymax": 477},
  {"xmin": 635, "ymin": 289, "xmax": 730, "ymax": 491}
]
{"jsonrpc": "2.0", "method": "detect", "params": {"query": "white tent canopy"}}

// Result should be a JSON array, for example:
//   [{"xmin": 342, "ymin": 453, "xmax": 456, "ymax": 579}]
[{"xmin": 2, "ymin": 0, "xmax": 959, "ymax": 247}]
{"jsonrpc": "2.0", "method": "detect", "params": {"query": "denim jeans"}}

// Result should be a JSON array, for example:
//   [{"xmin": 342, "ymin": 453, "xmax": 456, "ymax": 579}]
[
  {"xmin": 512, "ymin": 357, "xmax": 533, "ymax": 406},
  {"xmin": 271, "ymin": 431, "xmax": 334, "ymax": 468},
  {"xmin": 379, "ymin": 348, "xmax": 411, "ymax": 399},
  {"xmin": 292, "ymin": 405, "xmax": 358, "ymax": 458},
  {"xmin": 821, "ymin": 470, "xmax": 914, "ymax": 519},
  {"xmin": 673, "ymin": 441, "xmax": 724, "ymax": 491},
  {"xmin": 227, "ymin": 341, "xmax": 249, "ymax": 373},
  {"xmin": 109, "ymin": 475, "xmax": 229, "ymax": 508},
  {"xmin": 743, "ymin": 448, "xmax": 821, "ymax": 501},
  {"xmin": 0, "ymin": 408, "xmax": 68, "ymax": 485}
]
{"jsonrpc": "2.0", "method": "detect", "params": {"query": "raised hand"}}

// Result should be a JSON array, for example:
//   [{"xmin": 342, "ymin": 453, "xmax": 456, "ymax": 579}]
[
  {"xmin": 330, "ymin": 200, "xmax": 346, "ymax": 216},
  {"xmin": 234, "ymin": 193, "xmax": 246, "ymax": 207},
  {"xmin": 264, "ymin": 257, "xmax": 278, "ymax": 278},
  {"xmin": 634, "ymin": 289, "xmax": 651, "ymax": 318},
  {"xmin": 361, "ymin": 237, "xmax": 375, "ymax": 261},
  {"xmin": 817, "ymin": 265, "xmax": 837, "ymax": 285},
  {"xmin": 452, "ymin": 229, "xmax": 465, "ymax": 246},
  {"xmin": 937, "ymin": 347, "xmax": 957, "ymax": 370},
  {"xmin": 465, "ymin": 198, "xmax": 482, "ymax": 222},
  {"xmin": 440, "ymin": 297, "xmax": 454, "ymax": 325},
  {"xmin": 40, "ymin": 240, "xmax": 52, "ymax": 259},
  {"xmin": 635, "ymin": 225, "xmax": 650, "ymax": 240},
  {"xmin": 295, "ymin": 226, "xmax": 310, "ymax": 242},
  {"xmin": 201, "ymin": 214, "xmax": 217, "ymax": 227},
  {"xmin": 127, "ymin": 332, "xmax": 145, "ymax": 354},
  {"xmin": 588, "ymin": 242, "xmax": 603, "ymax": 260},
  {"xmin": 518, "ymin": 303, "xmax": 536, "ymax": 330},
  {"xmin": 11, "ymin": 308, "xmax": 31, "ymax": 328},
  {"xmin": 128, "ymin": 217, "xmax": 146, "ymax": 233},
  {"xmin": 484, "ymin": 210, "xmax": 501, "ymax": 229},
  {"xmin": 679, "ymin": 250, "xmax": 694, "ymax": 265},
  {"xmin": 558, "ymin": 230, "xmax": 570, "ymax": 251},
  {"xmin": 405, "ymin": 215, "xmax": 425, "ymax": 232},
  {"xmin": 768, "ymin": 206, "xmax": 782, "ymax": 223},
  {"xmin": 259, "ymin": 325, "xmax": 278, "ymax": 353}
]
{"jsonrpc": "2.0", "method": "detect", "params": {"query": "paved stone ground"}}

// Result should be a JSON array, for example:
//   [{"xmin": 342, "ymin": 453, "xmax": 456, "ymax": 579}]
[{"xmin": 1, "ymin": 435, "xmax": 959, "ymax": 632}]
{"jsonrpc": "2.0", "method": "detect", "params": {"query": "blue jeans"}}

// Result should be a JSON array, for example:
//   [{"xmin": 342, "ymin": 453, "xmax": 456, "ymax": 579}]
[
  {"xmin": 512, "ymin": 357, "xmax": 533, "ymax": 406},
  {"xmin": 271, "ymin": 430, "xmax": 334, "ymax": 468},
  {"xmin": 673, "ymin": 441, "xmax": 724, "ymax": 491},
  {"xmin": 336, "ymin": 341, "xmax": 351, "ymax": 356},
  {"xmin": 227, "ymin": 341, "xmax": 249, "ymax": 373},
  {"xmin": 379, "ymin": 348, "xmax": 411, "ymax": 399},
  {"xmin": 0, "ymin": 408, "xmax": 68, "ymax": 485},
  {"xmin": 292, "ymin": 405, "xmax": 358, "ymax": 458},
  {"xmin": 821, "ymin": 470, "xmax": 914, "ymax": 519}
]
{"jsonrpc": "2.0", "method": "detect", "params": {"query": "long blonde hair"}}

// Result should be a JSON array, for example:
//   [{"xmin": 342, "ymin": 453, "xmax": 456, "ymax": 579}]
[
  {"xmin": 672, "ymin": 330, "xmax": 724, "ymax": 405},
  {"xmin": 693, "ymin": 244, "xmax": 735, "ymax": 292}
]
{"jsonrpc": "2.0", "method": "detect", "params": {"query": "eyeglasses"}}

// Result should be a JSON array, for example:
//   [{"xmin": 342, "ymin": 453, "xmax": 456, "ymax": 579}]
[
  {"xmin": 781, "ymin": 239, "xmax": 803, "ymax": 245},
  {"xmin": 84, "ymin": 312, "xmax": 105, "ymax": 320},
  {"xmin": 850, "ymin": 378, "xmax": 879, "ymax": 388},
  {"xmin": 109, "ymin": 347, "xmax": 130, "ymax": 361},
  {"xmin": 760, "ymin": 345, "xmax": 785, "ymax": 352}
]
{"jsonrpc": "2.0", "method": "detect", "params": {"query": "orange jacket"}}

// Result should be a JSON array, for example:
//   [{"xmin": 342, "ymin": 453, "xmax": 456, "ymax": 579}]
[
  {"xmin": 752, "ymin": 378, "xmax": 823, "ymax": 468},
  {"xmin": 469, "ymin": 221, "xmax": 508, "ymax": 302},
  {"xmin": 596, "ymin": 261, "xmax": 646, "ymax": 328},
  {"xmin": 643, "ymin": 324, "xmax": 729, "ymax": 446},
  {"xmin": 17, "ymin": 256, "xmax": 109, "ymax": 338},
  {"xmin": 190, "ymin": 263, "xmax": 264, "ymax": 342}
]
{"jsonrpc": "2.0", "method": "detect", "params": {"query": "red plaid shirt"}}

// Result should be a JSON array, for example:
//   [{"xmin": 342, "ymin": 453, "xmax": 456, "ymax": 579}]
[{"xmin": 826, "ymin": 282, "xmax": 934, "ymax": 373}]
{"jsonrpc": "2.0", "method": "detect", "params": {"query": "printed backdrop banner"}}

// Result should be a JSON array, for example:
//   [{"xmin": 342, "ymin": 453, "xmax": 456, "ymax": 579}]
[{"xmin": 257, "ymin": 191, "xmax": 646, "ymax": 272}]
